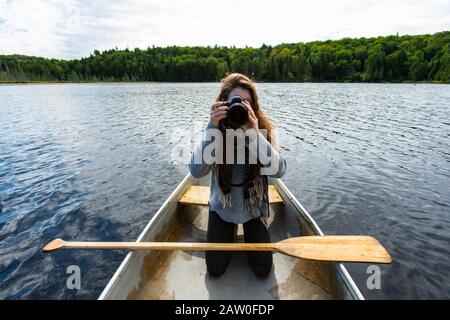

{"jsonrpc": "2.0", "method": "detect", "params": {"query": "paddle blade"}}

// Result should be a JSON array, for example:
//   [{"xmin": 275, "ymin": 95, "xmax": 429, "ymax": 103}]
[
  {"xmin": 277, "ymin": 236, "xmax": 392, "ymax": 264},
  {"xmin": 43, "ymin": 238, "xmax": 65, "ymax": 252}
]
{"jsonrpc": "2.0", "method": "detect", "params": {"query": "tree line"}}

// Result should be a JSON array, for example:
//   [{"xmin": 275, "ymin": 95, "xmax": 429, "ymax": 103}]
[{"xmin": 0, "ymin": 31, "xmax": 448, "ymax": 83}]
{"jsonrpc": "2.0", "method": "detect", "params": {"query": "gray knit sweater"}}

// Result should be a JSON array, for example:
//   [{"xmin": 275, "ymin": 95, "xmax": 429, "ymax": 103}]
[{"xmin": 189, "ymin": 121, "xmax": 287, "ymax": 224}]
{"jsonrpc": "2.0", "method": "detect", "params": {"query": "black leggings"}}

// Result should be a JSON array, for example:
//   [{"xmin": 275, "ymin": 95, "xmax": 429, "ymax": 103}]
[{"xmin": 206, "ymin": 210, "xmax": 273, "ymax": 277}]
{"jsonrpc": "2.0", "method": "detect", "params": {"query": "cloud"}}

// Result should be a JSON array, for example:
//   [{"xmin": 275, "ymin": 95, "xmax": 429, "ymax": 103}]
[{"xmin": 0, "ymin": 0, "xmax": 449, "ymax": 59}]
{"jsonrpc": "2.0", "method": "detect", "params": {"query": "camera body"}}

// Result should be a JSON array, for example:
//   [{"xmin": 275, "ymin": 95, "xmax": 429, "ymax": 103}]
[{"xmin": 220, "ymin": 96, "xmax": 249, "ymax": 129}]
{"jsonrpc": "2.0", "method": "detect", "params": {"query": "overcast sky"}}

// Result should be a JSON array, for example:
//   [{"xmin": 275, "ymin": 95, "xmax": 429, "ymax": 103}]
[{"xmin": 0, "ymin": 0, "xmax": 449, "ymax": 59}]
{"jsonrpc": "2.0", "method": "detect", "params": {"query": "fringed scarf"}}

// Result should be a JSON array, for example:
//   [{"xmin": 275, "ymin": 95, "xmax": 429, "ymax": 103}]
[{"xmin": 214, "ymin": 127, "xmax": 270, "ymax": 230}]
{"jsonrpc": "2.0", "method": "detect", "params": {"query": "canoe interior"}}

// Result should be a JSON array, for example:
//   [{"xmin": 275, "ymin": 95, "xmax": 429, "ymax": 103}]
[{"xmin": 99, "ymin": 174, "xmax": 363, "ymax": 300}]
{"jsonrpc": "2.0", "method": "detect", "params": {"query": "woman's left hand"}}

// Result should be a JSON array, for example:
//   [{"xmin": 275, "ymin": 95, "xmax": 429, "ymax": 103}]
[{"xmin": 241, "ymin": 100, "xmax": 258, "ymax": 133}]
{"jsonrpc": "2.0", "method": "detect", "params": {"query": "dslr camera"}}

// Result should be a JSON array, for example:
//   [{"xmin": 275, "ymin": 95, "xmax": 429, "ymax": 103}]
[{"xmin": 219, "ymin": 96, "xmax": 249, "ymax": 129}]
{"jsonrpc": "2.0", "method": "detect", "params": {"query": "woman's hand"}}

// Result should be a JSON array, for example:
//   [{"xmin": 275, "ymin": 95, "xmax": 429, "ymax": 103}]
[
  {"xmin": 241, "ymin": 100, "xmax": 259, "ymax": 133},
  {"xmin": 210, "ymin": 101, "xmax": 228, "ymax": 128}
]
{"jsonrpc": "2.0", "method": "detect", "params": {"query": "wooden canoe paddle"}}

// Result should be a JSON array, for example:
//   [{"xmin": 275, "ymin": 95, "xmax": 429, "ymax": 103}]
[{"xmin": 43, "ymin": 235, "xmax": 392, "ymax": 264}]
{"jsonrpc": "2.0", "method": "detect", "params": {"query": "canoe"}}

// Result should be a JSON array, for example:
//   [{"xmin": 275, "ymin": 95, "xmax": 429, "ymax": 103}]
[{"xmin": 98, "ymin": 174, "xmax": 364, "ymax": 300}]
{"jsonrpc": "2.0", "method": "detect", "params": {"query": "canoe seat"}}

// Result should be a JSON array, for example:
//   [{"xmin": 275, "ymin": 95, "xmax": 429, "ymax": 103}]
[{"xmin": 179, "ymin": 185, "xmax": 283, "ymax": 206}]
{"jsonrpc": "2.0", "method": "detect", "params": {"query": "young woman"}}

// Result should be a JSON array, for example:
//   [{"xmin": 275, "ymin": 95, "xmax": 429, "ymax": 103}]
[{"xmin": 189, "ymin": 73, "xmax": 287, "ymax": 278}]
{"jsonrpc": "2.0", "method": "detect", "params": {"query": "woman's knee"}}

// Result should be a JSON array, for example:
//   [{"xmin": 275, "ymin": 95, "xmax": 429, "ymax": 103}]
[
  {"xmin": 247, "ymin": 252, "xmax": 273, "ymax": 277},
  {"xmin": 252, "ymin": 265, "xmax": 272, "ymax": 278},
  {"xmin": 206, "ymin": 251, "xmax": 231, "ymax": 277}
]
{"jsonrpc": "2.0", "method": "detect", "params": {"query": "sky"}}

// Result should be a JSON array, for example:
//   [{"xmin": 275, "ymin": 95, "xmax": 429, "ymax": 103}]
[{"xmin": 0, "ymin": 0, "xmax": 449, "ymax": 59}]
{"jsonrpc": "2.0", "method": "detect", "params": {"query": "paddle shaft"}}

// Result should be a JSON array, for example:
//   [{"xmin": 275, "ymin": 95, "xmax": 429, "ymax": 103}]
[
  {"xmin": 43, "ymin": 236, "xmax": 392, "ymax": 263},
  {"xmin": 56, "ymin": 241, "xmax": 278, "ymax": 252}
]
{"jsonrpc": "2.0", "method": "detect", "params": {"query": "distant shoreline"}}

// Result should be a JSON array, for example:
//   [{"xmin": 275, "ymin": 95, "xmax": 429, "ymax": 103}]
[{"xmin": 1, "ymin": 32, "xmax": 449, "ymax": 84}]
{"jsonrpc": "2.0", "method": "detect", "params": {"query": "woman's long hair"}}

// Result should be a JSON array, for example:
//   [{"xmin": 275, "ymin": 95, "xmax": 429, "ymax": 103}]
[{"xmin": 216, "ymin": 73, "xmax": 274, "ymax": 144}]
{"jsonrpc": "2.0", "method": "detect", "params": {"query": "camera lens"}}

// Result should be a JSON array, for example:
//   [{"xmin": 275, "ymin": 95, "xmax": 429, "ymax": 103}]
[{"xmin": 228, "ymin": 103, "xmax": 248, "ymax": 129}]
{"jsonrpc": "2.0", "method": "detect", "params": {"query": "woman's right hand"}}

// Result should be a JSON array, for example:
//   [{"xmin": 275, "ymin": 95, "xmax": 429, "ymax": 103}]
[{"xmin": 210, "ymin": 101, "xmax": 228, "ymax": 128}]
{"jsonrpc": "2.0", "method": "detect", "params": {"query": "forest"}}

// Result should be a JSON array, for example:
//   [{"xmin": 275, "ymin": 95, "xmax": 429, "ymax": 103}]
[{"xmin": 0, "ymin": 31, "xmax": 449, "ymax": 83}]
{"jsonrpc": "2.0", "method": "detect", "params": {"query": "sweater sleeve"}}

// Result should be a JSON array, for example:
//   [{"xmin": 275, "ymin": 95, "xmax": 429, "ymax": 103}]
[
  {"xmin": 189, "ymin": 121, "xmax": 217, "ymax": 178},
  {"xmin": 247, "ymin": 131, "xmax": 287, "ymax": 178}
]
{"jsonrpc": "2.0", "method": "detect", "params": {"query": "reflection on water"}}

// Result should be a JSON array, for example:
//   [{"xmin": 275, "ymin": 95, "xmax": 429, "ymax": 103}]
[{"xmin": 0, "ymin": 83, "xmax": 449, "ymax": 299}]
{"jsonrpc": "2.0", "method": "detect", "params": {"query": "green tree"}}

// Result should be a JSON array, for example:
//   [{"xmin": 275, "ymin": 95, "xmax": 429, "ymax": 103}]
[{"xmin": 364, "ymin": 47, "xmax": 385, "ymax": 82}]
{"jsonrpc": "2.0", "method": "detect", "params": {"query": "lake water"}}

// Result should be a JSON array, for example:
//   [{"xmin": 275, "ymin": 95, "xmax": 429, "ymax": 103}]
[{"xmin": 0, "ymin": 83, "xmax": 449, "ymax": 299}]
